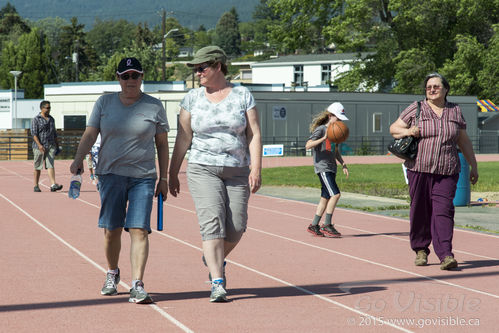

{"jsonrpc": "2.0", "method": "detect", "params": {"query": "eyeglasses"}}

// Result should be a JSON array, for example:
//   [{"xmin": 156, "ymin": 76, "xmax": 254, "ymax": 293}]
[
  {"xmin": 426, "ymin": 85, "xmax": 442, "ymax": 91},
  {"xmin": 193, "ymin": 64, "xmax": 211, "ymax": 74},
  {"xmin": 120, "ymin": 72, "xmax": 142, "ymax": 80}
]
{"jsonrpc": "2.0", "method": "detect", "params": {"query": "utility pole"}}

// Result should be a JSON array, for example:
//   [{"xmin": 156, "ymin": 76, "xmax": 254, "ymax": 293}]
[
  {"xmin": 73, "ymin": 40, "xmax": 79, "ymax": 82},
  {"xmin": 161, "ymin": 9, "xmax": 166, "ymax": 81}
]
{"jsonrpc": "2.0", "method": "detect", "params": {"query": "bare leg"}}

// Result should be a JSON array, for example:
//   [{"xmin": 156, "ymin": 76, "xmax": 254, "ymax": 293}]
[
  {"xmin": 34, "ymin": 169, "xmax": 41, "ymax": 186},
  {"xmin": 315, "ymin": 197, "xmax": 328, "ymax": 216},
  {"xmin": 325, "ymin": 193, "xmax": 341, "ymax": 215},
  {"xmin": 104, "ymin": 228, "xmax": 122, "ymax": 270},
  {"xmin": 47, "ymin": 167, "xmax": 56, "ymax": 185},
  {"xmin": 223, "ymin": 240, "xmax": 239, "ymax": 257},
  {"xmin": 129, "ymin": 228, "xmax": 149, "ymax": 281},
  {"xmin": 203, "ymin": 239, "xmax": 225, "ymax": 279}
]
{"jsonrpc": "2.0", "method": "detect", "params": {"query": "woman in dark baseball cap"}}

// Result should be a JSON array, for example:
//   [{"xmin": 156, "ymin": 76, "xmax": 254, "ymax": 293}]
[
  {"xmin": 70, "ymin": 55, "xmax": 169, "ymax": 304},
  {"xmin": 116, "ymin": 57, "xmax": 144, "ymax": 75}
]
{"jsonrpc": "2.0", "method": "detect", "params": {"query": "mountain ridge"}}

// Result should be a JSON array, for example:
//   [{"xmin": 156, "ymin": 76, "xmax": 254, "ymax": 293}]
[{"xmin": 5, "ymin": 0, "xmax": 259, "ymax": 30}]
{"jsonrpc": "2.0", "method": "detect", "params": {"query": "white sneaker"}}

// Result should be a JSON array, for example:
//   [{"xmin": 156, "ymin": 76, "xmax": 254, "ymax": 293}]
[
  {"xmin": 101, "ymin": 269, "xmax": 120, "ymax": 295},
  {"xmin": 210, "ymin": 281, "xmax": 227, "ymax": 302}
]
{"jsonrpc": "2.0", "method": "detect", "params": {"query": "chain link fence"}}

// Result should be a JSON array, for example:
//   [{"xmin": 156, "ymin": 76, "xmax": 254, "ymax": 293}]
[{"xmin": 0, "ymin": 131, "xmax": 495, "ymax": 160}]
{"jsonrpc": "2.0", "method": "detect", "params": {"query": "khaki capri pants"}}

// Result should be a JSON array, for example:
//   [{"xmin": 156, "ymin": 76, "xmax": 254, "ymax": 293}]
[{"xmin": 187, "ymin": 163, "xmax": 250, "ymax": 242}]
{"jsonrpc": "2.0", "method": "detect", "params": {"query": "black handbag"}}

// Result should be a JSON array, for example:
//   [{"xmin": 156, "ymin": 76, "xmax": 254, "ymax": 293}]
[{"xmin": 388, "ymin": 101, "xmax": 421, "ymax": 160}]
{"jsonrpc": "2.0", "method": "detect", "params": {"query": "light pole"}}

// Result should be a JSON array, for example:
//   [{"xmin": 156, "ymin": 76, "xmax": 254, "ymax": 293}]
[
  {"xmin": 162, "ymin": 28, "xmax": 179, "ymax": 81},
  {"xmin": 9, "ymin": 70, "xmax": 22, "ymax": 129},
  {"xmin": 72, "ymin": 40, "xmax": 79, "ymax": 82}
]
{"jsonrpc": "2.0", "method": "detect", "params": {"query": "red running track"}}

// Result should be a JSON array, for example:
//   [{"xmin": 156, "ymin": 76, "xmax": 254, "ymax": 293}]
[{"xmin": 1, "ymin": 160, "xmax": 499, "ymax": 332}]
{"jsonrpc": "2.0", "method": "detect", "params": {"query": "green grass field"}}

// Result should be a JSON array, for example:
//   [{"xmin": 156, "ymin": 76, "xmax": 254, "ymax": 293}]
[{"xmin": 261, "ymin": 161, "xmax": 499, "ymax": 200}]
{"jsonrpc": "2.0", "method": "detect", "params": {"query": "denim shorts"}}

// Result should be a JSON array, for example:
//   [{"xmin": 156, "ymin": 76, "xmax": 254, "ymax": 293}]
[
  {"xmin": 97, "ymin": 174, "xmax": 156, "ymax": 233},
  {"xmin": 318, "ymin": 171, "xmax": 340, "ymax": 199}
]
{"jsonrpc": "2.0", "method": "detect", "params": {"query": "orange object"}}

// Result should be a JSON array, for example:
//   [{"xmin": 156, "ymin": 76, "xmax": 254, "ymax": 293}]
[{"xmin": 327, "ymin": 121, "xmax": 349, "ymax": 143}]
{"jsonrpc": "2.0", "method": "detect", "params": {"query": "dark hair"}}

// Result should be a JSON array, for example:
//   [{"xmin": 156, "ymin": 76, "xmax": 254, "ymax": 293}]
[
  {"xmin": 40, "ymin": 100, "xmax": 50, "ymax": 109},
  {"xmin": 423, "ymin": 73, "xmax": 450, "ymax": 99},
  {"xmin": 212, "ymin": 61, "xmax": 228, "ymax": 75}
]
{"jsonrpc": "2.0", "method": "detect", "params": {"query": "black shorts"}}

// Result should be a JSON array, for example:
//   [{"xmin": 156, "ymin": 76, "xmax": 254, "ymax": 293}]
[{"xmin": 317, "ymin": 171, "xmax": 340, "ymax": 199}]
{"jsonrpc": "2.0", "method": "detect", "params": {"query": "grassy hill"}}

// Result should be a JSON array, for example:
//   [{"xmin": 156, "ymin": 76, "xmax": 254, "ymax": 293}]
[{"xmin": 7, "ymin": 0, "xmax": 259, "ymax": 29}]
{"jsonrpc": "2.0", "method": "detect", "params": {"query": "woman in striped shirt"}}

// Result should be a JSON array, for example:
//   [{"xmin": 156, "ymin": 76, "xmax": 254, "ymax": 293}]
[{"xmin": 390, "ymin": 73, "xmax": 478, "ymax": 270}]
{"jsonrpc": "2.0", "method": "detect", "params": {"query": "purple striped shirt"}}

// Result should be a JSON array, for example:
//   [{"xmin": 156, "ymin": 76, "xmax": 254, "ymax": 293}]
[{"xmin": 400, "ymin": 100, "xmax": 466, "ymax": 175}]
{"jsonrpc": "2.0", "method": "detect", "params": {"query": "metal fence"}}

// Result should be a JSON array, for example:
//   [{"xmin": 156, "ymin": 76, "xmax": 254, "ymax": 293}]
[
  {"xmin": 478, "ymin": 130, "xmax": 499, "ymax": 153},
  {"xmin": 262, "ymin": 135, "xmax": 484, "ymax": 156},
  {"xmin": 0, "ymin": 132, "xmax": 496, "ymax": 160}
]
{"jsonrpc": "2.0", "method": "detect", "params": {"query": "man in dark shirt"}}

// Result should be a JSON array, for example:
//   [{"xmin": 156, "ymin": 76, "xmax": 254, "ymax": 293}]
[{"xmin": 31, "ymin": 100, "xmax": 63, "ymax": 192}]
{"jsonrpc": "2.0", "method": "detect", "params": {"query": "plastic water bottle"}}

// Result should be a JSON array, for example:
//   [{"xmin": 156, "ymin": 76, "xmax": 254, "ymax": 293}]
[{"xmin": 68, "ymin": 170, "xmax": 82, "ymax": 199}]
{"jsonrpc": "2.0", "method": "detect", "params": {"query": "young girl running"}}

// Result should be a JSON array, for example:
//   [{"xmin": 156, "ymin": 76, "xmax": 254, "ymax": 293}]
[{"xmin": 305, "ymin": 102, "xmax": 349, "ymax": 238}]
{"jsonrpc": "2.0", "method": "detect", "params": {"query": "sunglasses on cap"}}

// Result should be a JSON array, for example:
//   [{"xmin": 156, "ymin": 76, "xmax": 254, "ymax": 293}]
[
  {"xmin": 120, "ymin": 72, "xmax": 142, "ymax": 80},
  {"xmin": 193, "ymin": 63, "xmax": 211, "ymax": 74}
]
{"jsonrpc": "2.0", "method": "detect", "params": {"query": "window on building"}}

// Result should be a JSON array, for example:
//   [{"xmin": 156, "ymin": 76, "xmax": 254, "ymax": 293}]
[
  {"xmin": 321, "ymin": 64, "xmax": 331, "ymax": 85},
  {"xmin": 241, "ymin": 70, "xmax": 252, "ymax": 80},
  {"xmin": 64, "ymin": 115, "xmax": 86, "ymax": 130},
  {"xmin": 373, "ymin": 113, "xmax": 382, "ymax": 133},
  {"xmin": 293, "ymin": 65, "xmax": 304, "ymax": 86}
]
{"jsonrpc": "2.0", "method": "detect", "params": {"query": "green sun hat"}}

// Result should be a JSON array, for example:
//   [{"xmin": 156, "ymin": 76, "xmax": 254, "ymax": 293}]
[{"xmin": 187, "ymin": 46, "xmax": 227, "ymax": 66}]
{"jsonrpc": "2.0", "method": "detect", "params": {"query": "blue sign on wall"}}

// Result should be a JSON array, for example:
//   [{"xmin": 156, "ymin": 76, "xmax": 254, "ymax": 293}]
[{"xmin": 263, "ymin": 144, "xmax": 284, "ymax": 156}]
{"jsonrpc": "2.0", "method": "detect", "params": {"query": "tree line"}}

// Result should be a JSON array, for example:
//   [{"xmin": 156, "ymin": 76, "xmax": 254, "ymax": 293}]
[{"xmin": 0, "ymin": 0, "xmax": 497, "ymax": 100}]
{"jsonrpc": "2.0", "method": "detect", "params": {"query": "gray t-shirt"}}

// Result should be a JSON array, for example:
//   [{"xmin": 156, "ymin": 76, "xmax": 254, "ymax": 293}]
[
  {"xmin": 87, "ymin": 92, "xmax": 169, "ymax": 178},
  {"xmin": 309, "ymin": 125, "xmax": 338, "ymax": 174},
  {"xmin": 180, "ymin": 85, "xmax": 256, "ymax": 167}
]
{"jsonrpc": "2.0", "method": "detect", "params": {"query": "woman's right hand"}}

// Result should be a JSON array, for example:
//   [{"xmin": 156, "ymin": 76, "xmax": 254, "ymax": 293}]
[
  {"xmin": 409, "ymin": 126, "xmax": 420, "ymax": 138},
  {"xmin": 69, "ymin": 160, "xmax": 84, "ymax": 175}
]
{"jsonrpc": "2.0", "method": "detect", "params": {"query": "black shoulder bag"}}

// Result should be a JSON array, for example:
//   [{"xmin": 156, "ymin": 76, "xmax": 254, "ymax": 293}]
[{"xmin": 387, "ymin": 101, "xmax": 421, "ymax": 160}]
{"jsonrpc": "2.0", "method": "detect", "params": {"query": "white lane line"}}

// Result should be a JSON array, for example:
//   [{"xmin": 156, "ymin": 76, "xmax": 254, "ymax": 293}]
[
  {"xmin": 253, "ymin": 193, "xmax": 499, "ymax": 239},
  {"xmin": 3, "ymin": 165, "xmax": 498, "ymax": 309},
  {"xmin": 249, "ymin": 204, "xmax": 499, "ymax": 261},
  {"xmin": 0, "ymin": 193, "xmax": 193, "ymax": 333},
  {"xmin": 164, "ymin": 202, "xmax": 499, "ymax": 300},
  {"xmin": 248, "ymin": 226, "xmax": 499, "ymax": 299},
  {"xmin": 154, "ymin": 231, "xmax": 412, "ymax": 332}
]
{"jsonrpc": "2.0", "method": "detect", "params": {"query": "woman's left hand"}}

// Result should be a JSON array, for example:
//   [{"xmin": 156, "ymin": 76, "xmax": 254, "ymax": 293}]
[
  {"xmin": 249, "ymin": 169, "xmax": 261, "ymax": 193},
  {"xmin": 342, "ymin": 165, "xmax": 349, "ymax": 179},
  {"xmin": 470, "ymin": 167, "xmax": 479, "ymax": 185}
]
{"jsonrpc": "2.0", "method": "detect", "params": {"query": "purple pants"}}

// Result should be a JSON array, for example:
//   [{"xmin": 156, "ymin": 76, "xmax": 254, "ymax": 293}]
[{"xmin": 407, "ymin": 170, "xmax": 459, "ymax": 262}]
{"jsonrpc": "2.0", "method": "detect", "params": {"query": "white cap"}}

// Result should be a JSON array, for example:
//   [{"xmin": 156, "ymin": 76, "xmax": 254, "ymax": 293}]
[{"xmin": 327, "ymin": 102, "xmax": 348, "ymax": 120}]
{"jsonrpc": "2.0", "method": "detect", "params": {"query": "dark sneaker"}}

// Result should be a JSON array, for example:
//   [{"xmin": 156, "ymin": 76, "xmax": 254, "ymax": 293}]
[
  {"xmin": 202, "ymin": 255, "xmax": 226, "ymax": 288},
  {"xmin": 440, "ymin": 256, "xmax": 458, "ymax": 270},
  {"xmin": 414, "ymin": 250, "xmax": 428, "ymax": 266},
  {"xmin": 307, "ymin": 224, "xmax": 323, "ymax": 237},
  {"xmin": 210, "ymin": 280, "xmax": 227, "ymax": 303},
  {"xmin": 34, "ymin": 186, "xmax": 41, "ymax": 192},
  {"xmin": 129, "ymin": 281, "xmax": 153, "ymax": 304},
  {"xmin": 320, "ymin": 224, "xmax": 342, "ymax": 238},
  {"xmin": 101, "ymin": 269, "xmax": 120, "ymax": 296},
  {"xmin": 50, "ymin": 184, "xmax": 63, "ymax": 192}
]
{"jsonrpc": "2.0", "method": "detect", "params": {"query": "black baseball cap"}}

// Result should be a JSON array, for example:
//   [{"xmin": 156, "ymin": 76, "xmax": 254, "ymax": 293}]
[{"xmin": 116, "ymin": 57, "xmax": 143, "ymax": 75}]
